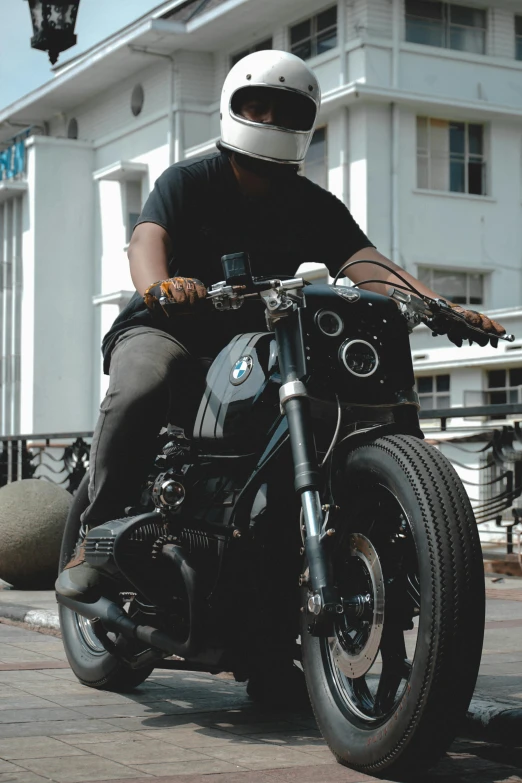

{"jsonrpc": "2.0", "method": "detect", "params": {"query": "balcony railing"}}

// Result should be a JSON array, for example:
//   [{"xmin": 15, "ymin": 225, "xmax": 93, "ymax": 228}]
[{"xmin": 464, "ymin": 386, "xmax": 522, "ymax": 405}]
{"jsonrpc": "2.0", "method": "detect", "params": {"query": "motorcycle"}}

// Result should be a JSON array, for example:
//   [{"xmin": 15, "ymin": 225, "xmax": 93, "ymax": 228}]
[{"xmin": 56, "ymin": 253, "xmax": 514, "ymax": 776}]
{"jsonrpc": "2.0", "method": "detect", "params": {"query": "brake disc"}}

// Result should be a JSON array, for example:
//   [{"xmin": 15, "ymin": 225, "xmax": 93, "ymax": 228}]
[{"xmin": 328, "ymin": 532, "xmax": 385, "ymax": 679}]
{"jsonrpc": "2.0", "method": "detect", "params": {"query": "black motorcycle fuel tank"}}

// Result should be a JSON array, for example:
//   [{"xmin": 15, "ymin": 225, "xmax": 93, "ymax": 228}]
[
  {"xmin": 193, "ymin": 332, "xmax": 280, "ymax": 453},
  {"xmin": 301, "ymin": 284, "xmax": 417, "ymax": 406}
]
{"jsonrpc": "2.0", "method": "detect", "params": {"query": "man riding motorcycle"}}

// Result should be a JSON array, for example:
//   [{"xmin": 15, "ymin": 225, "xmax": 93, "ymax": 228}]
[{"xmin": 56, "ymin": 50, "xmax": 505, "ymax": 701}]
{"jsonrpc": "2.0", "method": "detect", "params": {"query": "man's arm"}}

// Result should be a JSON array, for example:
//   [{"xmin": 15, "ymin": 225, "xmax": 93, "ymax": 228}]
[
  {"xmin": 128, "ymin": 222, "xmax": 171, "ymax": 296},
  {"xmin": 128, "ymin": 221, "xmax": 206, "ymax": 311},
  {"xmin": 343, "ymin": 247, "xmax": 442, "ymax": 300},
  {"xmin": 345, "ymin": 246, "xmax": 505, "ymax": 339}
]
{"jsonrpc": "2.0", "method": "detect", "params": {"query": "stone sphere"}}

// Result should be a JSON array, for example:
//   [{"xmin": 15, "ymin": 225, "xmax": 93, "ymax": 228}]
[{"xmin": 0, "ymin": 479, "xmax": 72, "ymax": 589}]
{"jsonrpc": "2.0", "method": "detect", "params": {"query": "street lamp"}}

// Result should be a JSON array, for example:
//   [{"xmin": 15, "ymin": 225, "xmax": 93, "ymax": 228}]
[{"xmin": 25, "ymin": 0, "xmax": 80, "ymax": 65}]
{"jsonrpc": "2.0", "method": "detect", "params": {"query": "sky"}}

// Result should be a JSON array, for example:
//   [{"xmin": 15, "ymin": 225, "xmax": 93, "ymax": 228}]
[{"xmin": 0, "ymin": 0, "xmax": 160, "ymax": 111}]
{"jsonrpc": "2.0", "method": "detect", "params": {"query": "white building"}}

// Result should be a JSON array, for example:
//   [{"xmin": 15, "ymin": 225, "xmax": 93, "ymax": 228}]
[{"xmin": 1, "ymin": 0, "xmax": 521, "ymax": 439}]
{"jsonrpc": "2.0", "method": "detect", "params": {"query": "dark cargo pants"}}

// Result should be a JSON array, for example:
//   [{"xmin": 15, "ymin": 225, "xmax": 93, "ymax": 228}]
[{"xmin": 83, "ymin": 326, "xmax": 208, "ymax": 526}]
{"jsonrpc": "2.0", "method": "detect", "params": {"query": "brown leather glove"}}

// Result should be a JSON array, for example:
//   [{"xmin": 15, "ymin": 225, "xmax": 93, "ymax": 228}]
[
  {"xmin": 144, "ymin": 277, "xmax": 207, "ymax": 316},
  {"xmin": 446, "ymin": 304, "xmax": 506, "ymax": 348}
]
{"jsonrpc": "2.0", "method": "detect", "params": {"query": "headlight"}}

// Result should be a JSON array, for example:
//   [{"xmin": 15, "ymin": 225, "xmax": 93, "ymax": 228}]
[
  {"xmin": 340, "ymin": 339, "xmax": 379, "ymax": 377},
  {"xmin": 315, "ymin": 309, "xmax": 344, "ymax": 337}
]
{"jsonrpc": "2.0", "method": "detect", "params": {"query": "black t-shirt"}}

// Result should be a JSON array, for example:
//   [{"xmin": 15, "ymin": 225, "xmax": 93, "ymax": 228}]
[{"xmin": 102, "ymin": 150, "xmax": 374, "ymax": 372}]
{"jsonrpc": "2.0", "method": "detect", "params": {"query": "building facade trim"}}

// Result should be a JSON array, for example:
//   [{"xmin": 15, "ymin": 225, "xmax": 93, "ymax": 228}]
[
  {"xmin": 323, "ymin": 83, "xmax": 522, "ymax": 121},
  {"xmin": 93, "ymin": 161, "xmax": 148, "ymax": 182},
  {"xmin": 0, "ymin": 181, "xmax": 27, "ymax": 205},
  {"xmin": 412, "ymin": 188, "xmax": 497, "ymax": 204},
  {"xmin": 25, "ymin": 136, "xmax": 93, "ymax": 150}
]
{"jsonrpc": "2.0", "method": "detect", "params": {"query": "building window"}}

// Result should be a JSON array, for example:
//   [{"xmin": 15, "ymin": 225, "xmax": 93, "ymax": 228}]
[
  {"xmin": 230, "ymin": 38, "xmax": 272, "ymax": 67},
  {"xmin": 418, "ymin": 268, "xmax": 484, "ymax": 305},
  {"xmin": 303, "ymin": 127, "xmax": 327, "ymax": 189},
  {"xmin": 487, "ymin": 368, "xmax": 522, "ymax": 406},
  {"xmin": 67, "ymin": 118, "xmax": 78, "ymax": 139},
  {"xmin": 124, "ymin": 181, "xmax": 142, "ymax": 244},
  {"xmin": 131, "ymin": 84, "xmax": 144, "ymax": 117},
  {"xmin": 290, "ymin": 6, "xmax": 337, "ymax": 61},
  {"xmin": 417, "ymin": 117, "xmax": 486, "ymax": 195},
  {"xmin": 405, "ymin": 1, "xmax": 486, "ymax": 55},
  {"xmin": 516, "ymin": 16, "xmax": 522, "ymax": 60},
  {"xmin": 417, "ymin": 374, "xmax": 450, "ymax": 409}
]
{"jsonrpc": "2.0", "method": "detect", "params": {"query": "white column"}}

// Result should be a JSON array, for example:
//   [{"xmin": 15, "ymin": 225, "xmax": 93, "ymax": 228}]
[
  {"xmin": 1, "ymin": 202, "xmax": 13, "ymax": 435},
  {"xmin": 390, "ymin": 0, "xmax": 401, "ymax": 266},
  {"xmin": 0, "ymin": 202, "xmax": 5, "ymax": 434},
  {"xmin": 12, "ymin": 197, "xmax": 22, "ymax": 434}
]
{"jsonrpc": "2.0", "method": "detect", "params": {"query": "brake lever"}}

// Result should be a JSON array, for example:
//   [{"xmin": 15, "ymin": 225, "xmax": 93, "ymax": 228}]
[
  {"xmin": 388, "ymin": 287, "xmax": 515, "ymax": 343},
  {"xmin": 426, "ymin": 298, "xmax": 515, "ymax": 343},
  {"xmin": 387, "ymin": 287, "xmax": 431, "ymax": 332},
  {"xmin": 207, "ymin": 282, "xmax": 247, "ymax": 310}
]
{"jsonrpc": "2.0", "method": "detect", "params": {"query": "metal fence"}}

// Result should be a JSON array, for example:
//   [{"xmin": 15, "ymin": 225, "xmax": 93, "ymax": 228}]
[
  {"xmin": 419, "ymin": 403, "xmax": 522, "ymax": 564},
  {"xmin": 2, "ymin": 404, "xmax": 522, "ymax": 563},
  {"xmin": 0, "ymin": 433, "xmax": 91, "ymax": 493},
  {"xmin": 464, "ymin": 386, "xmax": 522, "ymax": 408}
]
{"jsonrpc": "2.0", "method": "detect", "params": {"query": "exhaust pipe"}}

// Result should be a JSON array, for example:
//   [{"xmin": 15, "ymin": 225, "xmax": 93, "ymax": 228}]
[{"xmin": 57, "ymin": 594, "xmax": 194, "ymax": 658}]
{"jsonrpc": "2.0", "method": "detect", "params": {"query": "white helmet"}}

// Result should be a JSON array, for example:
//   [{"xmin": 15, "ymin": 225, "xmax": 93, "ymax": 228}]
[{"xmin": 220, "ymin": 50, "xmax": 321, "ymax": 166}]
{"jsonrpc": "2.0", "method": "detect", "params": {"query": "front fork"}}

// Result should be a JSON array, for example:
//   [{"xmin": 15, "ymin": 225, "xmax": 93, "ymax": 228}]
[{"xmin": 274, "ymin": 316, "xmax": 342, "ymax": 635}]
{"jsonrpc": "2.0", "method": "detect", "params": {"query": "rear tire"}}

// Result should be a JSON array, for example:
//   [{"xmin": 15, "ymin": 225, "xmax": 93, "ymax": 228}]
[
  {"xmin": 302, "ymin": 434, "xmax": 484, "ymax": 776},
  {"xmin": 58, "ymin": 473, "xmax": 153, "ymax": 691}
]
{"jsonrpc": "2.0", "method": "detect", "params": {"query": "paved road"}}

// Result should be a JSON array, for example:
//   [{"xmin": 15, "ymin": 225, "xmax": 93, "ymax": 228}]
[
  {"xmin": 0, "ymin": 622, "xmax": 519, "ymax": 783},
  {"xmin": 0, "ymin": 575, "xmax": 520, "ymax": 783}
]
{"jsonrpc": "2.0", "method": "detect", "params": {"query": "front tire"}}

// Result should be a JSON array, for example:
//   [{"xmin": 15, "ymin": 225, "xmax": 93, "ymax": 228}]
[
  {"xmin": 302, "ymin": 434, "xmax": 484, "ymax": 776},
  {"xmin": 58, "ymin": 474, "xmax": 153, "ymax": 691}
]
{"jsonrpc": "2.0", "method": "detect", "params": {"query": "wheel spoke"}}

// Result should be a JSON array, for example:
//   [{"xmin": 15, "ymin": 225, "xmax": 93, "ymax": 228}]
[
  {"xmin": 352, "ymin": 674, "xmax": 375, "ymax": 712},
  {"xmin": 374, "ymin": 625, "xmax": 410, "ymax": 715},
  {"xmin": 407, "ymin": 573, "xmax": 421, "ymax": 610}
]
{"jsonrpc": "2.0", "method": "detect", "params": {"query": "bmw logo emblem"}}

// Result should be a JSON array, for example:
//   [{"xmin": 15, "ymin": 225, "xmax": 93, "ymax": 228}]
[{"xmin": 230, "ymin": 355, "xmax": 253, "ymax": 385}]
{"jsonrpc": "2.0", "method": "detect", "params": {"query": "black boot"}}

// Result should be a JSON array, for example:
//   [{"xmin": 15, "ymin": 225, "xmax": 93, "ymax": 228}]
[{"xmin": 55, "ymin": 539, "xmax": 106, "ymax": 602}]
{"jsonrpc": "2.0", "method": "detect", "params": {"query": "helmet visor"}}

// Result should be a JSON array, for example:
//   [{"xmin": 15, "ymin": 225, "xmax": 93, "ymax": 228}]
[{"xmin": 231, "ymin": 86, "xmax": 317, "ymax": 132}]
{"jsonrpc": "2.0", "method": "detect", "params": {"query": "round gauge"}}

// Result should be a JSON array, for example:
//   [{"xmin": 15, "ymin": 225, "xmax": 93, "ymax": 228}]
[
  {"xmin": 340, "ymin": 339, "xmax": 379, "ymax": 378},
  {"xmin": 316, "ymin": 309, "xmax": 344, "ymax": 337}
]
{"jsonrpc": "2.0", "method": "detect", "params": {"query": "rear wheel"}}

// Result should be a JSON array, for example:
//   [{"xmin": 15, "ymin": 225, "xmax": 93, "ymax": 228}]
[
  {"xmin": 58, "ymin": 474, "xmax": 153, "ymax": 691},
  {"xmin": 302, "ymin": 434, "xmax": 484, "ymax": 776}
]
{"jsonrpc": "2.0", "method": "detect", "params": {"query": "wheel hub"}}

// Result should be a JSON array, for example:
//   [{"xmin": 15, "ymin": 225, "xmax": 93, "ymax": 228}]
[
  {"xmin": 75, "ymin": 614, "xmax": 107, "ymax": 654},
  {"xmin": 329, "ymin": 533, "xmax": 385, "ymax": 678}
]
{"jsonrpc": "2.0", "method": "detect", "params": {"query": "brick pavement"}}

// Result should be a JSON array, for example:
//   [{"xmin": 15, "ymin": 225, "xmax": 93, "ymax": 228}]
[
  {"xmin": 0, "ymin": 621, "xmax": 520, "ymax": 783},
  {"xmin": 486, "ymin": 588, "xmax": 522, "ymax": 602}
]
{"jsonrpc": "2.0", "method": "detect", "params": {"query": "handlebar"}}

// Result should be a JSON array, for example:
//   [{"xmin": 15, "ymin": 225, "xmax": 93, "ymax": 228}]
[
  {"xmin": 207, "ymin": 277, "xmax": 305, "ymax": 312},
  {"xmin": 206, "ymin": 275, "xmax": 514, "ymax": 346}
]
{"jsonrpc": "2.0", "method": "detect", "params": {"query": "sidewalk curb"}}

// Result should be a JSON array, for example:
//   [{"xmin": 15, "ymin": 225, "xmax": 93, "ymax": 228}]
[
  {"xmin": 465, "ymin": 697, "xmax": 522, "ymax": 744},
  {"xmin": 0, "ymin": 602, "xmax": 60, "ymax": 631}
]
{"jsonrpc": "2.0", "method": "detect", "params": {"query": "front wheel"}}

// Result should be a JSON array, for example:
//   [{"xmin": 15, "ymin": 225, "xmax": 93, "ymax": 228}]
[
  {"xmin": 58, "ymin": 474, "xmax": 153, "ymax": 691},
  {"xmin": 302, "ymin": 434, "xmax": 484, "ymax": 776}
]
